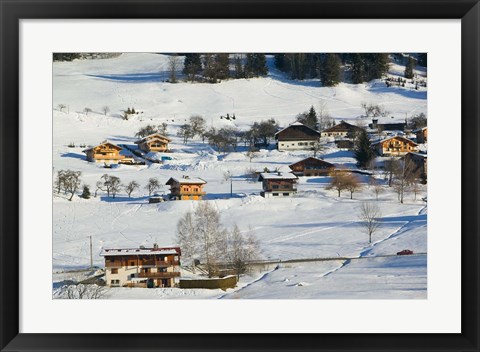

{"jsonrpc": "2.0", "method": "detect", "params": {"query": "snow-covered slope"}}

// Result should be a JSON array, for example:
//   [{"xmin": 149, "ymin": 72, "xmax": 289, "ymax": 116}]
[{"xmin": 53, "ymin": 53, "xmax": 427, "ymax": 299}]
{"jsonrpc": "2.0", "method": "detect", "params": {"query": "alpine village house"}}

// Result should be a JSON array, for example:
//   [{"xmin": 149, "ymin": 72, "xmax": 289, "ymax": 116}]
[
  {"xmin": 258, "ymin": 172, "xmax": 298, "ymax": 198},
  {"xmin": 275, "ymin": 122, "xmax": 320, "ymax": 151},
  {"xmin": 83, "ymin": 141, "xmax": 133, "ymax": 165},
  {"xmin": 166, "ymin": 176, "xmax": 207, "ymax": 200},
  {"xmin": 135, "ymin": 133, "xmax": 171, "ymax": 153},
  {"xmin": 372, "ymin": 136, "xmax": 419, "ymax": 156},
  {"xmin": 100, "ymin": 244, "xmax": 181, "ymax": 288},
  {"xmin": 289, "ymin": 157, "xmax": 335, "ymax": 177}
]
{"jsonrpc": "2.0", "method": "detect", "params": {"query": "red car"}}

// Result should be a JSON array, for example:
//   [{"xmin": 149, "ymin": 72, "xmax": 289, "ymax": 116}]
[{"xmin": 397, "ymin": 249, "xmax": 414, "ymax": 255}]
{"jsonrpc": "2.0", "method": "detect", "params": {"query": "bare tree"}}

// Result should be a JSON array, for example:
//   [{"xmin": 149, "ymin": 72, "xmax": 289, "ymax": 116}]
[
  {"xmin": 158, "ymin": 122, "xmax": 168, "ymax": 136},
  {"xmin": 57, "ymin": 104, "xmax": 67, "ymax": 113},
  {"xmin": 189, "ymin": 115, "xmax": 206, "ymax": 139},
  {"xmin": 326, "ymin": 171, "xmax": 350, "ymax": 197},
  {"xmin": 177, "ymin": 123, "xmax": 194, "ymax": 144},
  {"xmin": 176, "ymin": 212, "xmax": 197, "ymax": 268},
  {"xmin": 226, "ymin": 225, "xmax": 261, "ymax": 279},
  {"xmin": 54, "ymin": 170, "xmax": 66, "ymax": 194},
  {"xmin": 168, "ymin": 54, "xmax": 181, "ymax": 83},
  {"xmin": 65, "ymin": 284, "xmax": 105, "ymax": 299},
  {"xmin": 384, "ymin": 157, "xmax": 400, "ymax": 187},
  {"xmin": 83, "ymin": 107, "xmax": 92, "ymax": 115},
  {"xmin": 318, "ymin": 101, "xmax": 334, "ymax": 130},
  {"xmin": 102, "ymin": 106, "xmax": 110, "ymax": 116},
  {"xmin": 312, "ymin": 140, "xmax": 325, "ymax": 158},
  {"xmin": 358, "ymin": 202, "xmax": 381, "ymax": 244},
  {"xmin": 368, "ymin": 177, "xmax": 383, "ymax": 201},
  {"xmin": 135, "ymin": 125, "xmax": 158, "ymax": 138},
  {"xmin": 344, "ymin": 173, "xmax": 361, "ymax": 199},
  {"xmin": 145, "ymin": 177, "xmax": 161, "ymax": 196},
  {"xmin": 393, "ymin": 158, "xmax": 417, "ymax": 204},
  {"xmin": 62, "ymin": 170, "xmax": 82, "ymax": 201},
  {"xmin": 246, "ymin": 148, "xmax": 258, "ymax": 163},
  {"xmin": 124, "ymin": 180, "xmax": 140, "ymax": 198},
  {"xmin": 108, "ymin": 176, "xmax": 122, "ymax": 198}
]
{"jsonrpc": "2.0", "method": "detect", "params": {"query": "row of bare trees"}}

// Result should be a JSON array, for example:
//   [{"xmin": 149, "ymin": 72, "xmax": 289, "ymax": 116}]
[
  {"xmin": 54, "ymin": 170, "xmax": 164, "ymax": 200},
  {"xmin": 176, "ymin": 202, "xmax": 261, "ymax": 278}
]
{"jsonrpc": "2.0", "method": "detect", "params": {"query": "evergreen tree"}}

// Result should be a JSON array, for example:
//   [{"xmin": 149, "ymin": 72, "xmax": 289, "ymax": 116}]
[
  {"xmin": 233, "ymin": 54, "xmax": 244, "ymax": 78},
  {"xmin": 81, "ymin": 185, "xmax": 91, "ymax": 199},
  {"xmin": 183, "ymin": 53, "xmax": 202, "ymax": 82},
  {"xmin": 203, "ymin": 54, "xmax": 217, "ymax": 82},
  {"xmin": 274, "ymin": 54, "xmax": 287, "ymax": 71},
  {"xmin": 245, "ymin": 54, "xmax": 268, "ymax": 77},
  {"xmin": 215, "ymin": 54, "xmax": 230, "ymax": 80},
  {"xmin": 351, "ymin": 54, "xmax": 366, "ymax": 84},
  {"xmin": 319, "ymin": 53, "xmax": 341, "ymax": 86},
  {"xmin": 354, "ymin": 129, "xmax": 374, "ymax": 168},
  {"xmin": 365, "ymin": 53, "xmax": 390, "ymax": 81},
  {"xmin": 404, "ymin": 56, "xmax": 416, "ymax": 79},
  {"xmin": 417, "ymin": 53, "xmax": 427, "ymax": 67}
]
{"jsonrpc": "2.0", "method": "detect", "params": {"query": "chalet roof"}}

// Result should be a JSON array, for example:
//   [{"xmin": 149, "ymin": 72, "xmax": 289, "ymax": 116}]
[
  {"xmin": 100, "ymin": 246, "xmax": 180, "ymax": 257},
  {"xmin": 371, "ymin": 136, "xmax": 418, "ymax": 146},
  {"xmin": 274, "ymin": 122, "xmax": 320, "ymax": 141},
  {"xmin": 165, "ymin": 176, "xmax": 207, "ymax": 185},
  {"xmin": 289, "ymin": 157, "xmax": 335, "ymax": 169},
  {"xmin": 135, "ymin": 133, "xmax": 172, "ymax": 144},
  {"xmin": 82, "ymin": 141, "xmax": 123, "ymax": 153},
  {"xmin": 321, "ymin": 121, "xmax": 363, "ymax": 133},
  {"xmin": 258, "ymin": 172, "xmax": 298, "ymax": 181}
]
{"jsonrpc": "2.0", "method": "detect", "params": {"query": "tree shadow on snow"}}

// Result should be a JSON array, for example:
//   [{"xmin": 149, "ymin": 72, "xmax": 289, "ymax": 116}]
[
  {"xmin": 61, "ymin": 152, "xmax": 85, "ymax": 161},
  {"xmin": 85, "ymin": 72, "xmax": 169, "ymax": 83}
]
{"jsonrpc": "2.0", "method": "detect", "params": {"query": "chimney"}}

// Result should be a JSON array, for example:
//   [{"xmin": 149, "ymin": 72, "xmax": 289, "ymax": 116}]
[{"xmin": 153, "ymin": 243, "xmax": 158, "ymax": 249}]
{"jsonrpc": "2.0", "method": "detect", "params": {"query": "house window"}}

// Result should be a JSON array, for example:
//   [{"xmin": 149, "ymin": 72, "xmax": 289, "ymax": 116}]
[
  {"xmin": 281, "ymin": 144, "xmax": 284, "ymax": 146},
  {"xmin": 130, "ymin": 261, "xmax": 135, "ymax": 266},
  {"xmin": 142, "ymin": 268, "xmax": 150, "ymax": 273},
  {"xmin": 272, "ymin": 193, "xmax": 279, "ymax": 196},
  {"xmin": 272, "ymin": 185, "xmax": 279, "ymax": 189},
  {"xmin": 111, "ymin": 268, "xmax": 118, "ymax": 274},
  {"xmin": 283, "ymin": 193, "xmax": 290, "ymax": 196},
  {"xmin": 158, "ymin": 268, "xmax": 167, "ymax": 272}
]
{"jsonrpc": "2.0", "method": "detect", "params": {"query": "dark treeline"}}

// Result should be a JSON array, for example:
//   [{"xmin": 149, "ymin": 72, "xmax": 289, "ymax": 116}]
[
  {"xmin": 274, "ymin": 53, "xmax": 396, "ymax": 86},
  {"xmin": 183, "ymin": 53, "xmax": 268, "ymax": 83}
]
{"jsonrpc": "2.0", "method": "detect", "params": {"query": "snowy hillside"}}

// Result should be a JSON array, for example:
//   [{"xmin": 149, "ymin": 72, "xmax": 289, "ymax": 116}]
[{"xmin": 53, "ymin": 53, "xmax": 427, "ymax": 299}]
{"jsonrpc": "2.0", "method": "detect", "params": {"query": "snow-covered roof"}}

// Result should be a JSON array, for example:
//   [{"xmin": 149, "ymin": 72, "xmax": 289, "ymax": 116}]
[
  {"xmin": 371, "ymin": 136, "xmax": 418, "ymax": 146},
  {"xmin": 274, "ymin": 121, "xmax": 319, "ymax": 136},
  {"xmin": 166, "ymin": 176, "xmax": 207, "ymax": 185},
  {"xmin": 82, "ymin": 140, "xmax": 123, "ymax": 153},
  {"xmin": 258, "ymin": 172, "xmax": 298, "ymax": 180},
  {"xmin": 135, "ymin": 133, "xmax": 171, "ymax": 143},
  {"xmin": 100, "ymin": 247, "xmax": 180, "ymax": 257}
]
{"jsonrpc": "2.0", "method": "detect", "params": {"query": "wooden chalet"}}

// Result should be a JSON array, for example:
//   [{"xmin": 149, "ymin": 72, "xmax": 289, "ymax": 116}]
[
  {"xmin": 369, "ymin": 118, "xmax": 407, "ymax": 132},
  {"xmin": 289, "ymin": 157, "xmax": 335, "ymax": 177},
  {"xmin": 166, "ymin": 176, "xmax": 207, "ymax": 200},
  {"xmin": 83, "ymin": 141, "xmax": 127, "ymax": 164},
  {"xmin": 372, "ymin": 136, "xmax": 418, "ymax": 156},
  {"xmin": 258, "ymin": 172, "xmax": 298, "ymax": 198},
  {"xmin": 414, "ymin": 127, "xmax": 428, "ymax": 143},
  {"xmin": 320, "ymin": 121, "xmax": 363, "ymax": 139},
  {"xmin": 274, "ymin": 122, "xmax": 320, "ymax": 151},
  {"xmin": 135, "ymin": 133, "xmax": 171, "ymax": 153},
  {"xmin": 100, "ymin": 244, "xmax": 181, "ymax": 288}
]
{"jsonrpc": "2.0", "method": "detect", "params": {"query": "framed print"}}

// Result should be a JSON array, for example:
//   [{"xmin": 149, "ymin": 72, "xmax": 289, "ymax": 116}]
[{"xmin": 1, "ymin": 0, "xmax": 479, "ymax": 351}]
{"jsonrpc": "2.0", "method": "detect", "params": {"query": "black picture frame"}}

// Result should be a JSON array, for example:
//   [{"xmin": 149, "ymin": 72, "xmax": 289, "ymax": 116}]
[{"xmin": 1, "ymin": 1, "xmax": 479, "ymax": 351}]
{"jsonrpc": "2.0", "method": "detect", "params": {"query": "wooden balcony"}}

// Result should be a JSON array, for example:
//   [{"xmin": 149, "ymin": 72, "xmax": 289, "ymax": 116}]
[
  {"xmin": 93, "ymin": 154, "xmax": 124, "ymax": 160},
  {"xmin": 137, "ymin": 271, "xmax": 180, "ymax": 278}
]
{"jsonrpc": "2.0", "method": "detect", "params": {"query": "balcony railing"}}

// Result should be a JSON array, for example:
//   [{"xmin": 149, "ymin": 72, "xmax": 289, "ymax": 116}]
[
  {"xmin": 137, "ymin": 271, "xmax": 181, "ymax": 278},
  {"xmin": 266, "ymin": 188, "xmax": 297, "ymax": 192},
  {"xmin": 93, "ymin": 154, "xmax": 124, "ymax": 160}
]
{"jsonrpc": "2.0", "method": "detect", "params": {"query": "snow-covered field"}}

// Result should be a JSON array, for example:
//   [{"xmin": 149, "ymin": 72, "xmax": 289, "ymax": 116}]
[{"xmin": 53, "ymin": 53, "xmax": 427, "ymax": 299}]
